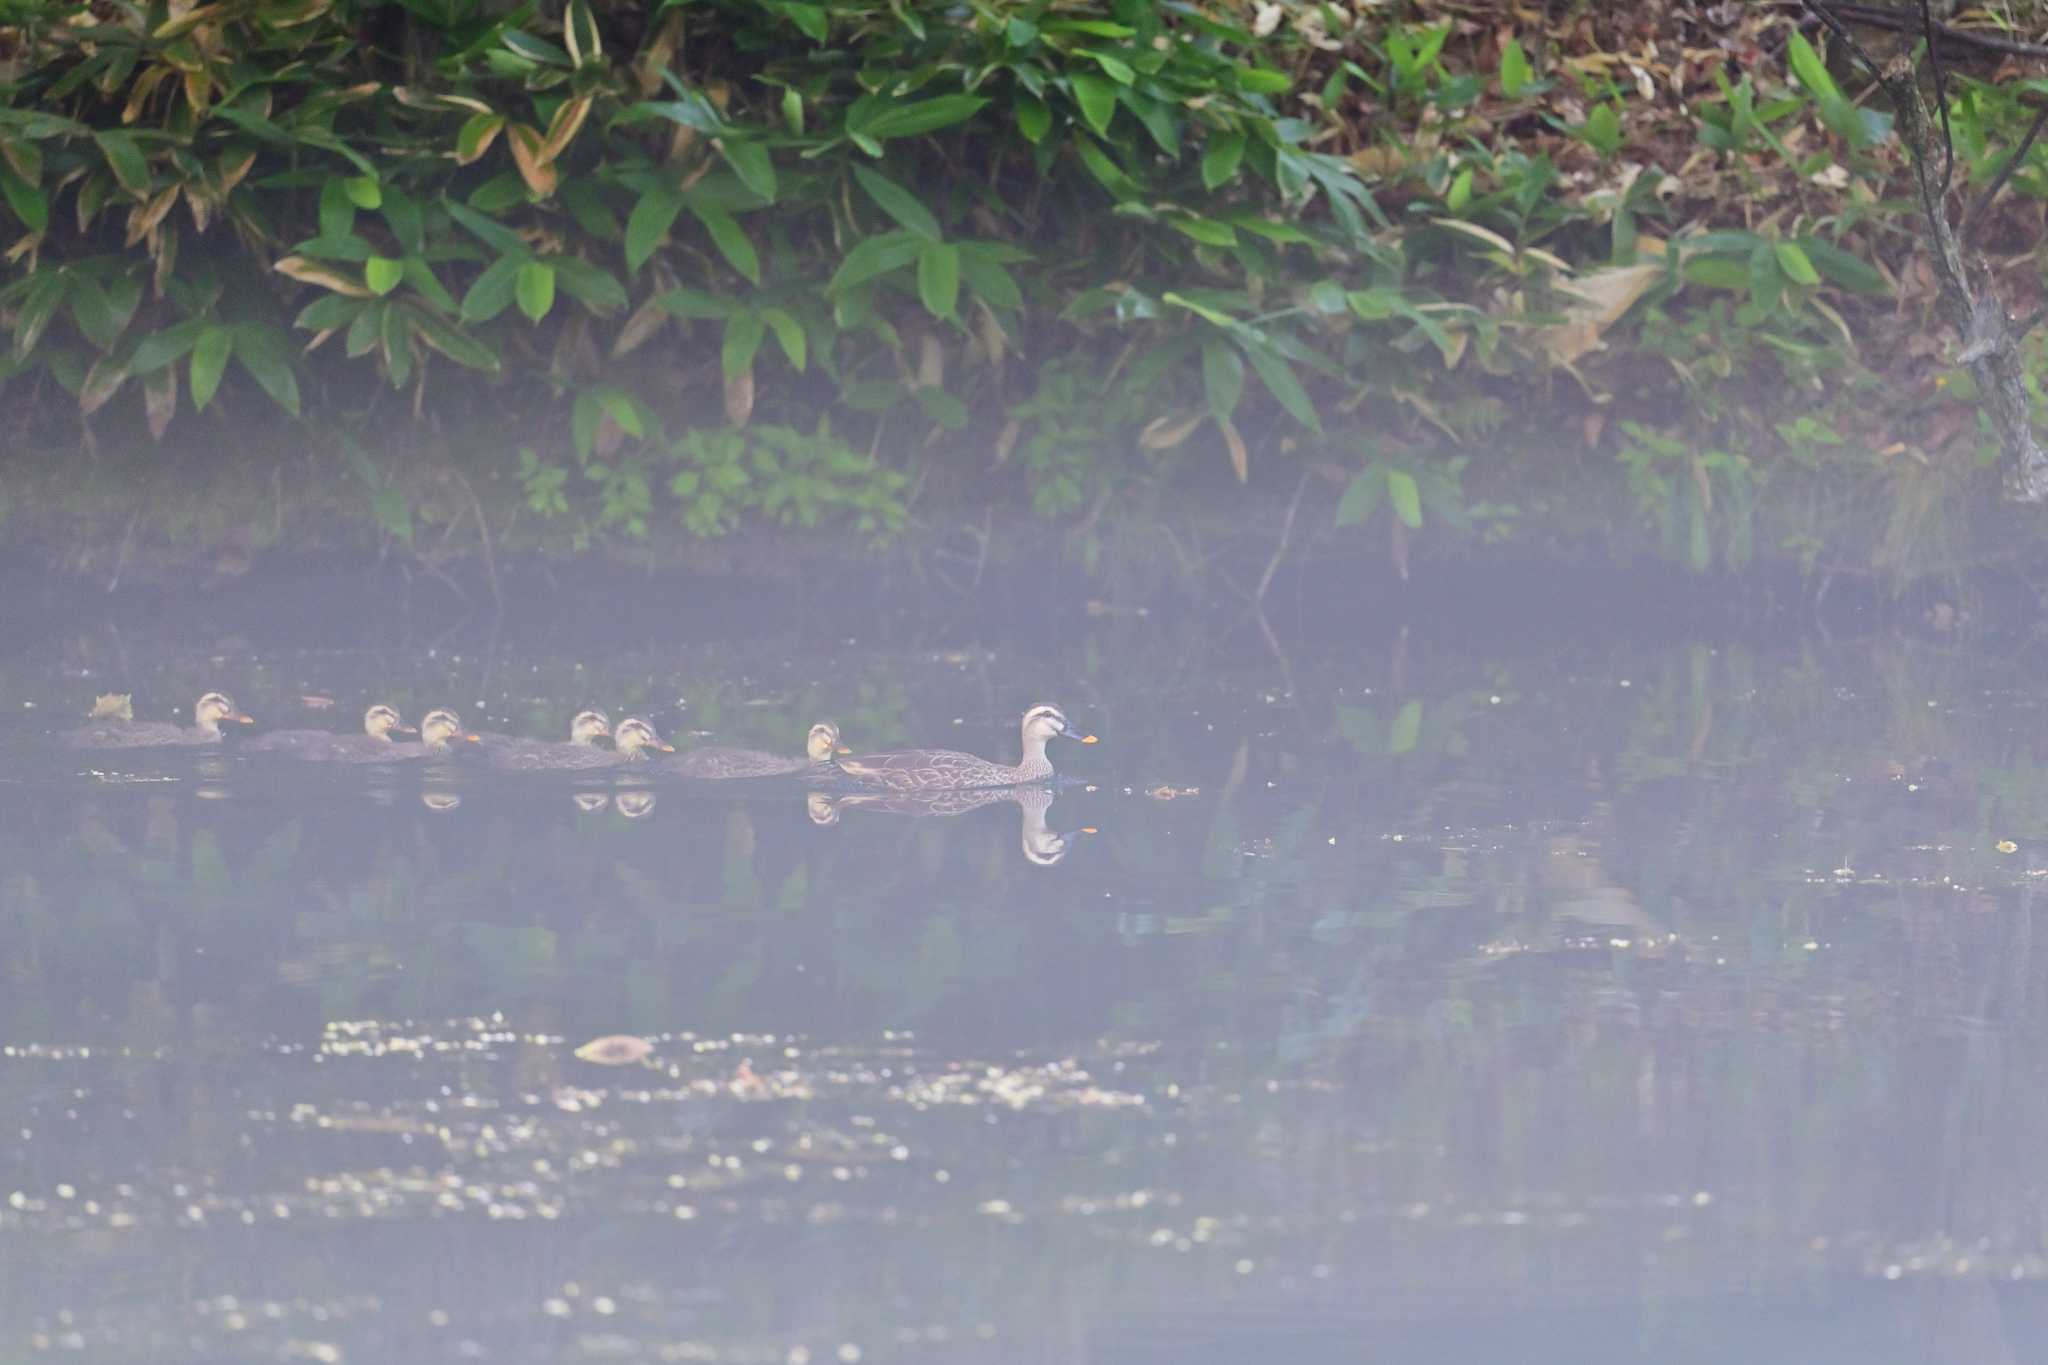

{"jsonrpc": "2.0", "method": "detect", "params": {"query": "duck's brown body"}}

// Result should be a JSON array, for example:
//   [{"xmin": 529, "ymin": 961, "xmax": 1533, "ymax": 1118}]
[
  {"xmin": 666, "ymin": 722, "xmax": 844, "ymax": 780},
  {"xmin": 833, "ymin": 706, "xmax": 1093, "ymax": 792}
]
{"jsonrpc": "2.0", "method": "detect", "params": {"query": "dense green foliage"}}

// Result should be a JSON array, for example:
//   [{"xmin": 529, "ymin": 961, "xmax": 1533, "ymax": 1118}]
[{"xmin": 6, "ymin": 0, "xmax": 2048, "ymax": 578}]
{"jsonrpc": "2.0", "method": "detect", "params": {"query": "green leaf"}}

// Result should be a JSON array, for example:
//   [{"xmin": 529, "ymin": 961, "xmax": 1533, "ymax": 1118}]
[
  {"xmin": 1015, "ymin": 94, "xmax": 1051, "ymax": 144},
  {"xmin": 0, "ymin": 167, "xmax": 47, "ymax": 231},
  {"xmin": 1334, "ymin": 469, "xmax": 1385, "ymax": 527},
  {"xmin": 407, "ymin": 308, "xmax": 501, "ymax": 372},
  {"xmin": 1167, "ymin": 214, "xmax": 1237, "ymax": 246},
  {"xmin": 364, "ymin": 255, "xmax": 403, "ymax": 295},
  {"xmin": 1682, "ymin": 255, "xmax": 1750, "ymax": 290},
  {"xmin": 1074, "ymin": 138, "xmax": 1139, "ymax": 200},
  {"xmin": 444, "ymin": 198, "xmax": 527, "ymax": 254},
  {"xmin": 457, "ymin": 112, "xmax": 502, "ymax": 162},
  {"xmin": 343, "ymin": 175, "xmax": 381, "ymax": 209},
  {"xmin": 916, "ymin": 240, "xmax": 960, "ymax": 319},
  {"xmin": 1201, "ymin": 129, "xmax": 1246, "ymax": 190},
  {"xmin": 761, "ymin": 307, "xmax": 806, "ymax": 370},
  {"xmin": 1499, "ymin": 36, "xmax": 1531, "ymax": 97},
  {"xmin": 399, "ymin": 256, "xmax": 459, "ymax": 313},
  {"xmin": 1070, "ymin": 74, "xmax": 1118, "ymax": 138},
  {"xmin": 782, "ymin": 86, "xmax": 805, "ymax": 135},
  {"xmin": 1784, "ymin": 32, "xmax": 1842, "ymax": 105},
  {"xmin": 93, "ymin": 131, "xmax": 149, "ymax": 195},
  {"xmin": 231, "ymin": 325, "xmax": 300, "ymax": 414},
  {"xmin": 1201, "ymin": 339, "xmax": 1243, "ymax": 421},
  {"xmin": 828, "ymin": 229, "xmax": 922, "ymax": 292},
  {"xmin": 958, "ymin": 246, "xmax": 1023, "ymax": 310},
  {"xmin": 1235, "ymin": 67, "xmax": 1292, "ymax": 95},
  {"xmin": 381, "ymin": 187, "xmax": 424, "ymax": 256},
  {"xmin": 625, "ymin": 185, "xmax": 684, "ymax": 273},
  {"xmin": 690, "ymin": 202, "xmax": 761, "ymax": 283},
  {"xmin": 597, "ymin": 387, "xmax": 643, "ymax": 436},
  {"xmin": 1084, "ymin": 49, "xmax": 1135, "ymax": 83},
  {"xmin": 1244, "ymin": 342, "xmax": 1321, "ymax": 432},
  {"xmin": 850, "ymin": 95, "xmax": 990, "ymax": 142},
  {"xmin": 721, "ymin": 310, "xmax": 764, "ymax": 379},
  {"xmin": 779, "ymin": 1, "xmax": 827, "ymax": 41},
  {"xmin": 553, "ymin": 258, "xmax": 628, "ymax": 314},
  {"xmin": 127, "ymin": 319, "xmax": 206, "ymax": 373},
  {"xmin": 461, "ymin": 255, "xmax": 523, "ymax": 322},
  {"xmin": 1388, "ymin": 468, "xmax": 1422, "ymax": 528},
  {"xmin": 853, "ymin": 166, "xmax": 943, "ymax": 241},
  {"xmin": 719, "ymin": 139, "xmax": 778, "ymax": 201},
  {"xmin": 1388, "ymin": 700, "xmax": 1422, "ymax": 755},
  {"xmin": 1774, "ymin": 239, "xmax": 1821, "ymax": 286},
  {"xmin": 515, "ymin": 261, "xmax": 556, "ymax": 322},
  {"xmin": 1797, "ymin": 237, "xmax": 1886, "ymax": 293},
  {"xmin": 318, "ymin": 177, "xmax": 356, "ymax": 239},
  {"xmin": 189, "ymin": 325, "xmax": 230, "ymax": 411},
  {"xmin": 654, "ymin": 287, "xmax": 736, "ymax": 319},
  {"xmin": 67, "ymin": 275, "xmax": 121, "ymax": 351}
]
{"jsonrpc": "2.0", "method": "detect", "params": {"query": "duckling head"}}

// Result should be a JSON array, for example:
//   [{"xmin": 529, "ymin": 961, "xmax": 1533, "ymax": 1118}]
[
  {"xmin": 419, "ymin": 708, "xmax": 480, "ymax": 750},
  {"xmin": 569, "ymin": 709, "xmax": 612, "ymax": 745},
  {"xmin": 613, "ymin": 717, "xmax": 674, "ymax": 757},
  {"xmin": 196, "ymin": 692, "xmax": 255, "ymax": 734},
  {"xmin": 363, "ymin": 704, "xmax": 414, "ymax": 741},
  {"xmin": 807, "ymin": 722, "xmax": 850, "ymax": 762}
]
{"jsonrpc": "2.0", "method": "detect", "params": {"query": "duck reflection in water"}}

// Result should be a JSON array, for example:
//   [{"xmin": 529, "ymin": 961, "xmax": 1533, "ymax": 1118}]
[{"xmin": 807, "ymin": 785, "xmax": 1094, "ymax": 866}]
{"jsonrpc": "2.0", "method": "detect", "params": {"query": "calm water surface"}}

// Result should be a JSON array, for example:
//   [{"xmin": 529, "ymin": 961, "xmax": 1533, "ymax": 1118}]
[{"xmin": 4, "ymin": 583, "xmax": 2048, "ymax": 1363}]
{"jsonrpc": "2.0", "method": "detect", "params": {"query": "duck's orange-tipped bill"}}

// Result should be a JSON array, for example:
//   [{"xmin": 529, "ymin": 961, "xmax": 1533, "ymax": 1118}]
[
  {"xmin": 836, "ymin": 744, "xmax": 852, "ymax": 754},
  {"xmin": 1080, "ymin": 826, "xmax": 1099, "ymax": 835},
  {"xmin": 462, "ymin": 732, "xmax": 481, "ymax": 743},
  {"xmin": 232, "ymin": 713, "xmax": 255, "ymax": 725},
  {"xmin": 394, "ymin": 724, "xmax": 419, "ymax": 736},
  {"xmin": 1079, "ymin": 733, "xmax": 1099, "ymax": 744},
  {"xmin": 655, "ymin": 740, "xmax": 675, "ymax": 752}
]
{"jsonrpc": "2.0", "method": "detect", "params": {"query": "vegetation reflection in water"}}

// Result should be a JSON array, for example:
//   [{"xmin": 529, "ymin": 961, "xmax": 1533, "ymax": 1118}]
[{"xmin": 8, "ymin": 628, "xmax": 2048, "ymax": 1360}]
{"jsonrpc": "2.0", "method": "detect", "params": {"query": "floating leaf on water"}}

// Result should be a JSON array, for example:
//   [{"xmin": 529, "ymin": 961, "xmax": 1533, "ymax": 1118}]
[
  {"xmin": 1997, "ymin": 840, "xmax": 2018, "ymax": 854},
  {"xmin": 575, "ymin": 1034, "xmax": 653, "ymax": 1065}
]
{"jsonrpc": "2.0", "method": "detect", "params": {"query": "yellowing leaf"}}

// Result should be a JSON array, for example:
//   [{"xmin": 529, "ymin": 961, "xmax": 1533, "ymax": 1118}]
[
  {"xmin": 274, "ymin": 255, "xmax": 372, "ymax": 296},
  {"xmin": 1535, "ymin": 262, "xmax": 1661, "ymax": 365},
  {"xmin": 1218, "ymin": 413, "xmax": 1248, "ymax": 482},
  {"xmin": 506, "ymin": 123, "xmax": 557, "ymax": 198}
]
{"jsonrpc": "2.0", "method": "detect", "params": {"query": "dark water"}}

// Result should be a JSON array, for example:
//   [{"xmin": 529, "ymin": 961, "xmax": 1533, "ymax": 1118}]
[{"xmin": 6, "ymin": 581, "xmax": 2048, "ymax": 1363}]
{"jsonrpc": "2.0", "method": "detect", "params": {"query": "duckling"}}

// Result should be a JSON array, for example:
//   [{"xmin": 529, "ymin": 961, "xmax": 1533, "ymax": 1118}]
[
  {"xmin": 364, "ymin": 708, "xmax": 480, "ymax": 762},
  {"xmin": 479, "ymin": 708, "xmax": 611, "ymax": 765},
  {"xmin": 831, "ymin": 705, "xmax": 1095, "ymax": 792},
  {"xmin": 87, "ymin": 694, "xmax": 134, "ymax": 721},
  {"xmin": 65, "ymin": 691, "xmax": 253, "ymax": 748},
  {"xmin": 491, "ymin": 715, "xmax": 671, "ymax": 771},
  {"xmin": 664, "ymin": 721, "xmax": 847, "ymax": 779},
  {"xmin": 246, "ymin": 703, "xmax": 417, "ymax": 760}
]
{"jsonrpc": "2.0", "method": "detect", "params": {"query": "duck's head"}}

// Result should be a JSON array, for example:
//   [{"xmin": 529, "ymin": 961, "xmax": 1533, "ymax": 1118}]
[
  {"xmin": 420, "ymin": 708, "xmax": 480, "ymax": 749},
  {"xmin": 196, "ymin": 692, "xmax": 255, "ymax": 733},
  {"xmin": 570, "ymin": 709, "xmax": 612, "ymax": 745},
  {"xmin": 89, "ymin": 693, "xmax": 134, "ymax": 721},
  {"xmin": 363, "ymin": 704, "xmax": 415, "ymax": 741},
  {"xmin": 1022, "ymin": 703, "xmax": 1096, "ymax": 746},
  {"xmin": 807, "ymin": 722, "xmax": 850, "ymax": 762},
  {"xmin": 614, "ymin": 717, "xmax": 674, "ymax": 757}
]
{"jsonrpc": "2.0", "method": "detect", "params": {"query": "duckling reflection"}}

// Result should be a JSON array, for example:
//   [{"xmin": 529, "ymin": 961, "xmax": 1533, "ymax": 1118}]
[
  {"xmin": 480, "ymin": 708, "xmax": 611, "ymax": 767},
  {"xmin": 420, "ymin": 790, "xmax": 462, "ymax": 812},
  {"xmin": 495, "ymin": 716, "xmax": 672, "ymax": 771},
  {"xmin": 614, "ymin": 790, "xmax": 658, "ymax": 819},
  {"xmin": 572, "ymin": 792, "xmax": 611, "ymax": 813},
  {"xmin": 830, "ymin": 705, "xmax": 1096, "ymax": 792},
  {"xmin": 247, "ymin": 703, "xmax": 417, "ymax": 760},
  {"xmin": 65, "ymin": 691, "xmax": 254, "ymax": 747},
  {"xmin": 807, "ymin": 785, "xmax": 1090, "ymax": 866},
  {"xmin": 664, "ymin": 721, "xmax": 846, "ymax": 779}
]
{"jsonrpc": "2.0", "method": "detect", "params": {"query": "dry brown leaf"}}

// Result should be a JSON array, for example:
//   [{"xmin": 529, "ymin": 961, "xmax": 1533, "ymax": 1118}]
[
  {"xmin": 574, "ymin": 1035, "xmax": 653, "ymax": 1066},
  {"xmin": 1535, "ymin": 262, "xmax": 1661, "ymax": 365},
  {"xmin": 78, "ymin": 358, "xmax": 125, "ymax": 416},
  {"xmin": 611, "ymin": 294, "xmax": 669, "ymax": 357},
  {"xmin": 1218, "ymin": 413, "xmax": 1248, "ymax": 482},
  {"xmin": 993, "ymin": 417, "xmax": 1022, "ymax": 465},
  {"xmin": 274, "ymin": 255, "xmax": 371, "ymax": 296},
  {"xmin": 506, "ymin": 123, "xmax": 558, "ymax": 198},
  {"xmin": 724, "ymin": 366, "xmax": 754, "ymax": 427},
  {"xmin": 143, "ymin": 365, "xmax": 176, "ymax": 440},
  {"xmin": 916, "ymin": 333, "xmax": 944, "ymax": 389},
  {"xmin": 1139, "ymin": 411, "xmax": 1204, "ymax": 450},
  {"xmin": 539, "ymin": 94, "xmax": 593, "ymax": 165}
]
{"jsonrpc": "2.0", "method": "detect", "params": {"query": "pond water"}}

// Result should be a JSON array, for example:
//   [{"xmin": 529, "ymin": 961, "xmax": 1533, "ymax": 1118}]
[{"xmin": 5, "ymin": 575, "xmax": 2048, "ymax": 1363}]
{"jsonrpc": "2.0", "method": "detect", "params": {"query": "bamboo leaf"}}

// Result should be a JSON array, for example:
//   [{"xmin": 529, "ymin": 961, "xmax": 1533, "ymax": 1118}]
[
  {"xmin": 916, "ymin": 240, "xmax": 960, "ymax": 319},
  {"xmin": 515, "ymin": 260, "xmax": 556, "ymax": 322},
  {"xmin": 189, "ymin": 324, "xmax": 230, "ymax": 410},
  {"xmin": 853, "ymin": 166, "xmax": 942, "ymax": 241},
  {"xmin": 1387, "ymin": 468, "xmax": 1422, "ymax": 528},
  {"xmin": 1201, "ymin": 128, "xmax": 1245, "ymax": 190},
  {"xmin": 690, "ymin": 201, "xmax": 761, "ymax": 283}
]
